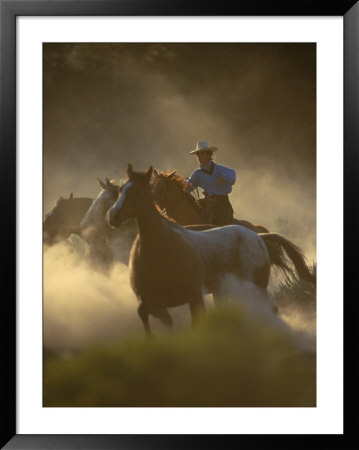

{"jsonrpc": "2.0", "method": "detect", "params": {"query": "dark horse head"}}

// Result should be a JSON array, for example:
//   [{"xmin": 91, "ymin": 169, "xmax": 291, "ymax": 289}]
[{"xmin": 43, "ymin": 193, "xmax": 93, "ymax": 245}]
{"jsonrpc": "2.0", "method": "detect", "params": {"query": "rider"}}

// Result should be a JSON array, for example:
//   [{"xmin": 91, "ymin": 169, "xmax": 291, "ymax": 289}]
[{"xmin": 186, "ymin": 141, "xmax": 236, "ymax": 226}]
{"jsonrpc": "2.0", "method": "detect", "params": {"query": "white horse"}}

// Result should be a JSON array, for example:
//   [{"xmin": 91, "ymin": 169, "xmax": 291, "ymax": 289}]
[
  {"xmin": 107, "ymin": 165, "xmax": 315, "ymax": 334},
  {"xmin": 80, "ymin": 178, "xmax": 137, "ymax": 268}
]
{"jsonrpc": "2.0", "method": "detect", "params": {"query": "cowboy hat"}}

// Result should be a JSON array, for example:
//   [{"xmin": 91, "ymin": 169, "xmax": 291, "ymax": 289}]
[{"xmin": 189, "ymin": 141, "xmax": 218, "ymax": 154}]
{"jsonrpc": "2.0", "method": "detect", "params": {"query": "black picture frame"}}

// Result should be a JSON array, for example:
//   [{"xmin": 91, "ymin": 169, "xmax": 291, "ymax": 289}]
[{"xmin": 1, "ymin": 1, "xmax": 357, "ymax": 448}]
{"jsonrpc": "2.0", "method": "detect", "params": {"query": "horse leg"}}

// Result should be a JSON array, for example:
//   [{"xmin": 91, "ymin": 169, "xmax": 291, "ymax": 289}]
[
  {"xmin": 212, "ymin": 289, "xmax": 228, "ymax": 305},
  {"xmin": 211, "ymin": 277, "xmax": 229, "ymax": 305},
  {"xmin": 150, "ymin": 307, "xmax": 173, "ymax": 330},
  {"xmin": 137, "ymin": 302, "xmax": 152, "ymax": 337},
  {"xmin": 188, "ymin": 290, "xmax": 206, "ymax": 330}
]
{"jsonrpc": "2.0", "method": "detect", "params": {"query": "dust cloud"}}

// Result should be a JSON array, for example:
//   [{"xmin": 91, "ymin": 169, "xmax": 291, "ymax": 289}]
[
  {"xmin": 43, "ymin": 43, "xmax": 316, "ymax": 352},
  {"xmin": 44, "ymin": 237, "xmax": 139, "ymax": 352},
  {"xmin": 218, "ymin": 274, "xmax": 316, "ymax": 351},
  {"xmin": 44, "ymin": 43, "xmax": 316, "ymax": 257},
  {"xmin": 43, "ymin": 235, "xmax": 315, "ymax": 353},
  {"xmin": 44, "ymin": 236, "xmax": 199, "ymax": 352}
]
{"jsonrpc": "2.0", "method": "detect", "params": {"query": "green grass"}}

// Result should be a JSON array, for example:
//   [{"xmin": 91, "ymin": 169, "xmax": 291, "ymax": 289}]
[{"xmin": 44, "ymin": 304, "xmax": 316, "ymax": 407}]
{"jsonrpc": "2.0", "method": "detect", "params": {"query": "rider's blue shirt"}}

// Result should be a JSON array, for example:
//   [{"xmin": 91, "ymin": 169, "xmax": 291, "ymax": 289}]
[{"xmin": 187, "ymin": 162, "xmax": 236, "ymax": 196}]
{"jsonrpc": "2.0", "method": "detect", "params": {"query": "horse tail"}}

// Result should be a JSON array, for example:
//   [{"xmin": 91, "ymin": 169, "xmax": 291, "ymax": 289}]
[{"xmin": 260, "ymin": 233, "xmax": 316, "ymax": 284}]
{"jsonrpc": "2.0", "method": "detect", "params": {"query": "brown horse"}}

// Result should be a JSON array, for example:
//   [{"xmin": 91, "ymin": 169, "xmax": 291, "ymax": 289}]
[
  {"xmin": 43, "ymin": 193, "xmax": 94, "ymax": 245},
  {"xmin": 108, "ymin": 166, "xmax": 207, "ymax": 335},
  {"xmin": 151, "ymin": 169, "xmax": 269, "ymax": 233},
  {"xmin": 109, "ymin": 164, "xmax": 315, "ymax": 335},
  {"xmin": 151, "ymin": 169, "xmax": 315, "ymax": 285}
]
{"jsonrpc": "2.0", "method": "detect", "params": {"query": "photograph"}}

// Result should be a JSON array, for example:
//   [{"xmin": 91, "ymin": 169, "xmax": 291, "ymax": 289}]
[{"xmin": 42, "ymin": 42, "xmax": 317, "ymax": 407}]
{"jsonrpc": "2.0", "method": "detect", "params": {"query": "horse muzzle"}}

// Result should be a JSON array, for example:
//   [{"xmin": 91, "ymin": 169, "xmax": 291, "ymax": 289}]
[{"xmin": 107, "ymin": 208, "xmax": 124, "ymax": 228}]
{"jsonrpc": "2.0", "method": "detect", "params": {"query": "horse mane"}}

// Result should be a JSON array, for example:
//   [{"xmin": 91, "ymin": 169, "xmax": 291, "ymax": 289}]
[{"xmin": 160, "ymin": 171, "xmax": 202, "ymax": 213}]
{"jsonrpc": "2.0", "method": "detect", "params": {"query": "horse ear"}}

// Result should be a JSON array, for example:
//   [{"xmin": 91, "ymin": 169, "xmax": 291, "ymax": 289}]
[
  {"xmin": 167, "ymin": 170, "xmax": 176, "ymax": 181},
  {"xmin": 145, "ymin": 166, "xmax": 153, "ymax": 183},
  {"xmin": 69, "ymin": 192, "xmax": 73, "ymax": 201},
  {"xmin": 97, "ymin": 178, "xmax": 106, "ymax": 190},
  {"xmin": 56, "ymin": 196, "xmax": 65, "ymax": 206},
  {"xmin": 153, "ymin": 168, "xmax": 159, "ymax": 178},
  {"xmin": 127, "ymin": 163, "xmax": 133, "ymax": 177},
  {"xmin": 105, "ymin": 178, "xmax": 112, "ymax": 187}
]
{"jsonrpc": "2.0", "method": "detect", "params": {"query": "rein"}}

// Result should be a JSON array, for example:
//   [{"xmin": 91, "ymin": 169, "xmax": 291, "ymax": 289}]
[{"xmin": 183, "ymin": 176, "xmax": 201, "ymax": 201}]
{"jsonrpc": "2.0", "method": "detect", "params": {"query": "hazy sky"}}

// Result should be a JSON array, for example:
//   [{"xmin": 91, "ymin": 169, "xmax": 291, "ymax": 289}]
[{"xmin": 43, "ymin": 43, "xmax": 316, "ymax": 258}]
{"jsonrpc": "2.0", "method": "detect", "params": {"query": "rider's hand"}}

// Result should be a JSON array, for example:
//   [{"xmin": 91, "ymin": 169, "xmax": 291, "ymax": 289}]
[{"xmin": 217, "ymin": 176, "xmax": 226, "ymax": 185}]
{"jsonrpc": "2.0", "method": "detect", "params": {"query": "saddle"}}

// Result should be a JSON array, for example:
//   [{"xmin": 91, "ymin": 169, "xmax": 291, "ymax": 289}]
[
  {"xmin": 197, "ymin": 193, "xmax": 234, "ymax": 226},
  {"xmin": 197, "ymin": 197, "xmax": 214, "ymax": 224}
]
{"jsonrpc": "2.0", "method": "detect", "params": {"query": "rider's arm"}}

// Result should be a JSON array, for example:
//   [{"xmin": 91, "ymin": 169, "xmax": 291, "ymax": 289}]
[
  {"xmin": 186, "ymin": 170, "xmax": 200, "ymax": 192},
  {"xmin": 218, "ymin": 166, "xmax": 236, "ymax": 185}
]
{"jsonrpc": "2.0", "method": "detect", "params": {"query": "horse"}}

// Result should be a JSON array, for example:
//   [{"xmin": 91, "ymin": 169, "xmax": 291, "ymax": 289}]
[
  {"xmin": 79, "ymin": 178, "xmax": 138, "ymax": 268},
  {"xmin": 151, "ymin": 169, "xmax": 269, "ymax": 233},
  {"xmin": 108, "ymin": 164, "xmax": 315, "ymax": 336},
  {"xmin": 80, "ymin": 178, "xmax": 224, "ymax": 268},
  {"xmin": 43, "ymin": 188, "xmax": 133, "ymax": 269},
  {"xmin": 151, "ymin": 169, "xmax": 314, "ymax": 286},
  {"xmin": 43, "ymin": 193, "xmax": 93, "ymax": 245}
]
